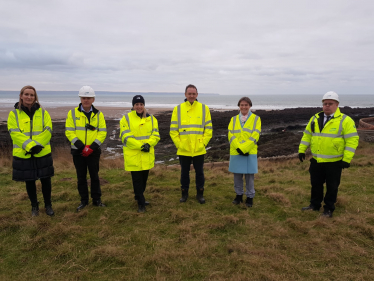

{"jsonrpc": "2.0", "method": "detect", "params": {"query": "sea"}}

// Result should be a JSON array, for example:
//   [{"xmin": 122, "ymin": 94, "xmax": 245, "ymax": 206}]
[{"xmin": 0, "ymin": 91, "xmax": 373, "ymax": 110}]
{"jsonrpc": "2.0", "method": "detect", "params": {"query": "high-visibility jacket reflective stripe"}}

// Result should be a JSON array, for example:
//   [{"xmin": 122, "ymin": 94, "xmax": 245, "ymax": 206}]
[
  {"xmin": 228, "ymin": 114, "xmax": 261, "ymax": 155},
  {"xmin": 170, "ymin": 101, "xmax": 213, "ymax": 157},
  {"xmin": 299, "ymin": 108, "xmax": 359, "ymax": 163},
  {"xmin": 65, "ymin": 107, "xmax": 107, "ymax": 149},
  {"xmin": 120, "ymin": 111, "xmax": 160, "ymax": 171},
  {"xmin": 7, "ymin": 108, "xmax": 52, "ymax": 158}
]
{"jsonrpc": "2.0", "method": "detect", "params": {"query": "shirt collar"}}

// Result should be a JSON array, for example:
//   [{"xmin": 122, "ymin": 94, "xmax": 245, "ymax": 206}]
[{"xmin": 80, "ymin": 104, "xmax": 93, "ymax": 113}]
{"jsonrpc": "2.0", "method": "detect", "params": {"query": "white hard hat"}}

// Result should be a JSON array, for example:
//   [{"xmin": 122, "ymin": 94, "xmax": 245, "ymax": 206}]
[
  {"xmin": 78, "ymin": 86, "xmax": 95, "ymax": 97},
  {"xmin": 322, "ymin": 91, "xmax": 339, "ymax": 102}
]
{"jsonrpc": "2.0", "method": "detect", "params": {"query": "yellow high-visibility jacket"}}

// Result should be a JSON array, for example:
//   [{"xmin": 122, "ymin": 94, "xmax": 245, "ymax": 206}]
[
  {"xmin": 299, "ymin": 108, "xmax": 359, "ymax": 163},
  {"xmin": 228, "ymin": 113, "xmax": 261, "ymax": 155},
  {"xmin": 170, "ymin": 100, "xmax": 213, "ymax": 157},
  {"xmin": 65, "ymin": 105, "xmax": 107, "ymax": 151},
  {"xmin": 8, "ymin": 105, "xmax": 52, "ymax": 158},
  {"xmin": 120, "ymin": 111, "xmax": 160, "ymax": 171}
]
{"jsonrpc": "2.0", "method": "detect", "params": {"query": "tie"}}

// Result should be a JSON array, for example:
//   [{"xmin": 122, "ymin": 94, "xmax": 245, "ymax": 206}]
[{"xmin": 324, "ymin": 115, "xmax": 331, "ymax": 127}]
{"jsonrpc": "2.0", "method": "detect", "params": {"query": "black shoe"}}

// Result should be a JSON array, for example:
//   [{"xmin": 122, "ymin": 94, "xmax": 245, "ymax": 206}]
[
  {"xmin": 196, "ymin": 188, "xmax": 205, "ymax": 204},
  {"xmin": 180, "ymin": 189, "xmax": 189, "ymax": 203},
  {"xmin": 301, "ymin": 205, "xmax": 320, "ymax": 211},
  {"xmin": 76, "ymin": 202, "xmax": 88, "ymax": 212},
  {"xmin": 45, "ymin": 205, "xmax": 55, "ymax": 216},
  {"xmin": 232, "ymin": 195, "xmax": 243, "ymax": 205},
  {"xmin": 31, "ymin": 206, "xmax": 39, "ymax": 217},
  {"xmin": 245, "ymin": 197, "xmax": 253, "ymax": 207},
  {"xmin": 138, "ymin": 205, "xmax": 146, "ymax": 213},
  {"xmin": 135, "ymin": 196, "xmax": 149, "ymax": 206},
  {"xmin": 93, "ymin": 200, "xmax": 106, "ymax": 207},
  {"xmin": 321, "ymin": 209, "xmax": 333, "ymax": 218}
]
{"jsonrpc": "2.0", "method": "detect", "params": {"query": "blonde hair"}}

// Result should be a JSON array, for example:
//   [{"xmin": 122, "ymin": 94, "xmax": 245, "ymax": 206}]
[
  {"xmin": 18, "ymin": 85, "xmax": 41, "ymax": 110},
  {"xmin": 131, "ymin": 106, "xmax": 148, "ymax": 118}
]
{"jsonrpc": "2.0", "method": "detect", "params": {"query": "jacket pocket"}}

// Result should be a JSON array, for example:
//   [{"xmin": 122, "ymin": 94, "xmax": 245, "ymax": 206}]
[{"xmin": 124, "ymin": 150, "xmax": 140, "ymax": 167}]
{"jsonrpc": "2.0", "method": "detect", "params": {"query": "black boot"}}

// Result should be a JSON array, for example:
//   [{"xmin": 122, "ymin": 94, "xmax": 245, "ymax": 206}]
[
  {"xmin": 31, "ymin": 203, "xmax": 39, "ymax": 217},
  {"xmin": 180, "ymin": 189, "xmax": 188, "ymax": 203},
  {"xmin": 196, "ymin": 188, "xmax": 205, "ymax": 204},
  {"xmin": 93, "ymin": 200, "xmax": 106, "ymax": 207},
  {"xmin": 45, "ymin": 205, "xmax": 55, "ymax": 216},
  {"xmin": 232, "ymin": 194, "xmax": 243, "ymax": 205},
  {"xmin": 138, "ymin": 205, "xmax": 146, "ymax": 213},
  {"xmin": 245, "ymin": 197, "xmax": 253, "ymax": 207}
]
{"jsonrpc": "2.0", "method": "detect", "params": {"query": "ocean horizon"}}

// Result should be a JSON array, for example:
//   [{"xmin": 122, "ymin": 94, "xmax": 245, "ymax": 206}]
[{"xmin": 1, "ymin": 91, "xmax": 373, "ymax": 110}]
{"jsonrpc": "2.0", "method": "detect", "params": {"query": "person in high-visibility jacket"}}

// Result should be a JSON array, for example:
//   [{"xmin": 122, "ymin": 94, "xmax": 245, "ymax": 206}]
[
  {"xmin": 298, "ymin": 91, "xmax": 359, "ymax": 218},
  {"xmin": 65, "ymin": 86, "xmax": 107, "ymax": 212},
  {"xmin": 170, "ymin": 84, "xmax": 213, "ymax": 204},
  {"xmin": 7, "ymin": 85, "xmax": 55, "ymax": 217},
  {"xmin": 228, "ymin": 97, "xmax": 261, "ymax": 208},
  {"xmin": 120, "ymin": 95, "xmax": 160, "ymax": 213}
]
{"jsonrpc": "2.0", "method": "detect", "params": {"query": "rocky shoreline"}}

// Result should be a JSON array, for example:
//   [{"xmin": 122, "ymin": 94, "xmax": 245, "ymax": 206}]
[{"xmin": 1, "ymin": 107, "xmax": 373, "ymax": 163}]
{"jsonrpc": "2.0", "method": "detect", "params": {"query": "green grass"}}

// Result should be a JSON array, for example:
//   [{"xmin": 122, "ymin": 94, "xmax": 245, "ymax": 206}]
[{"xmin": 0, "ymin": 142, "xmax": 374, "ymax": 280}]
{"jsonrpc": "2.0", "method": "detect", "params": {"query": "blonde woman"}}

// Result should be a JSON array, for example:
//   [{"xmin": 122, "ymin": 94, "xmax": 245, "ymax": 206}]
[
  {"xmin": 7, "ymin": 86, "xmax": 54, "ymax": 216},
  {"xmin": 120, "ymin": 95, "xmax": 160, "ymax": 213}
]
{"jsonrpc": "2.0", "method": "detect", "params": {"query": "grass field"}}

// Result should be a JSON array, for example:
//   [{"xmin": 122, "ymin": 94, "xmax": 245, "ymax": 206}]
[{"xmin": 0, "ymin": 142, "xmax": 374, "ymax": 280}]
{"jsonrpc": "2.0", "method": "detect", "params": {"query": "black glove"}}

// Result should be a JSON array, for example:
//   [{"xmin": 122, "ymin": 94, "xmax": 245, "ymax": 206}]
[
  {"xmin": 141, "ymin": 143, "xmax": 150, "ymax": 152},
  {"xmin": 299, "ymin": 153, "xmax": 305, "ymax": 162},
  {"xmin": 341, "ymin": 161, "xmax": 350, "ymax": 169},
  {"xmin": 74, "ymin": 140, "xmax": 85, "ymax": 152},
  {"xmin": 30, "ymin": 145, "xmax": 44, "ymax": 155},
  {"xmin": 236, "ymin": 148, "xmax": 245, "ymax": 155}
]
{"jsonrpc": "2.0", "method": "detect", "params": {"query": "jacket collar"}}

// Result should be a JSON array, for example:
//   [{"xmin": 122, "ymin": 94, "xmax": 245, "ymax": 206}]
[{"xmin": 77, "ymin": 103, "xmax": 99, "ymax": 114}]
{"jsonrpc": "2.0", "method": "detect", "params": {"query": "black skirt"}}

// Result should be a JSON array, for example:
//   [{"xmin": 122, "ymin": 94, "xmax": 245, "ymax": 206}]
[{"xmin": 12, "ymin": 153, "xmax": 54, "ymax": 182}]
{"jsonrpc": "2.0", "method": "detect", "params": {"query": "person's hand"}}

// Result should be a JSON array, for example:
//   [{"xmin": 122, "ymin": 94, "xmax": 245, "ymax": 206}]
[
  {"xmin": 299, "ymin": 153, "xmax": 305, "ymax": 162},
  {"xmin": 74, "ymin": 140, "xmax": 85, "ymax": 152},
  {"xmin": 236, "ymin": 148, "xmax": 245, "ymax": 155},
  {"xmin": 341, "ymin": 161, "xmax": 350, "ymax": 169},
  {"xmin": 141, "ymin": 143, "xmax": 150, "ymax": 152},
  {"xmin": 81, "ymin": 145, "xmax": 94, "ymax": 157},
  {"xmin": 30, "ymin": 145, "xmax": 43, "ymax": 155}
]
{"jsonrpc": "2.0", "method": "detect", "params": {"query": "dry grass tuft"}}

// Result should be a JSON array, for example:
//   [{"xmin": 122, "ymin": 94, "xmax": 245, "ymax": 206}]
[
  {"xmin": 286, "ymin": 218, "xmax": 310, "ymax": 234},
  {"xmin": 265, "ymin": 192, "xmax": 291, "ymax": 206}
]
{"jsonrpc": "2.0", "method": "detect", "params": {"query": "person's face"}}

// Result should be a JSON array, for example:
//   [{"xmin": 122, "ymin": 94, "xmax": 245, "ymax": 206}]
[
  {"xmin": 239, "ymin": 101, "xmax": 251, "ymax": 115},
  {"xmin": 134, "ymin": 102, "xmax": 144, "ymax": 114},
  {"xmin": 80, "ymin": 97, "xmax": 95, "ymax": 109},
  {"xmin": 20, "ymin": 89, "xmax": 36, "ymax": 108},
  {"xmin": 322, "ymin": 99, "xmax": 339, "ymax": 115},
  {"xmin": 185, "ymin": 87, "xmax": 198, "ymax": 103}
]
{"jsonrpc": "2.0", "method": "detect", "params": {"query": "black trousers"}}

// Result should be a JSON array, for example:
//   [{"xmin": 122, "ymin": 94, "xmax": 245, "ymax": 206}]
[
  {"xmin": 73, "ymin": 153, "xmax": 102, "ymax": 204},
  {"xmin": 25, "ymin": 177, "xmax": 52, "ymax": 207},
  {"xmin": 179, "ymin": 155, "xmax": 205, "ymax": 191},
  {"xmin": 309, "ymin": 159, "xmax": 342, "ymax": 212},
  {"xmin": 131, "ymin": 170, "xmax": 149, "ymax": 206}
]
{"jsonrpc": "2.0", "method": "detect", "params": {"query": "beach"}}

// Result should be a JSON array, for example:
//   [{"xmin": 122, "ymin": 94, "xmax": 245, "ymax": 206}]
[{"xmin": 1, "ymin": 105, "xmax": 373, "ymax": 163}]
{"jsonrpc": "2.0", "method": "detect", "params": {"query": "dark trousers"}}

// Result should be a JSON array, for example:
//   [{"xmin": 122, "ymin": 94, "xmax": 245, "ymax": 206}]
[
  {"xmin": 309, "ymin": 159, "xmax": 342, "ymax": 212},
  {"xmin": 179, "ymin": 155, "xmax": 205, "ymax": 191},
  {"xmin": 73, "ymin": 153, "xmax": 102, "ymax": 204},
  {"xmin": 25, "ymin": 177, "xmax": 52, "ymax": 207},
  {"xmin": 131, "ymin": 170, "xmax": 149, "ymax": 206}
]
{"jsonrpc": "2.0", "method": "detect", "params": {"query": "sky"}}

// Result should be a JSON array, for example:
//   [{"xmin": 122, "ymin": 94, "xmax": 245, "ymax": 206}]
[{"xmin": 1, "ymin": 0, "xmax": 374, "ymax": 95}]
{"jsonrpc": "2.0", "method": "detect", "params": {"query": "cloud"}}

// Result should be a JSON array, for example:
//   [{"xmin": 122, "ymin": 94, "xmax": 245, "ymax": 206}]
[{"xmin": 0, "ymin": 0, "xmax": 373, "ymax": 94}]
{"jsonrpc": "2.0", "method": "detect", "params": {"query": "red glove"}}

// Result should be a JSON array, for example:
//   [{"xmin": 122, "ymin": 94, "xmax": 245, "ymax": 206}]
[{"xmin": 81, "ymin": 145, "xmax": 93, "ymax": 157}]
